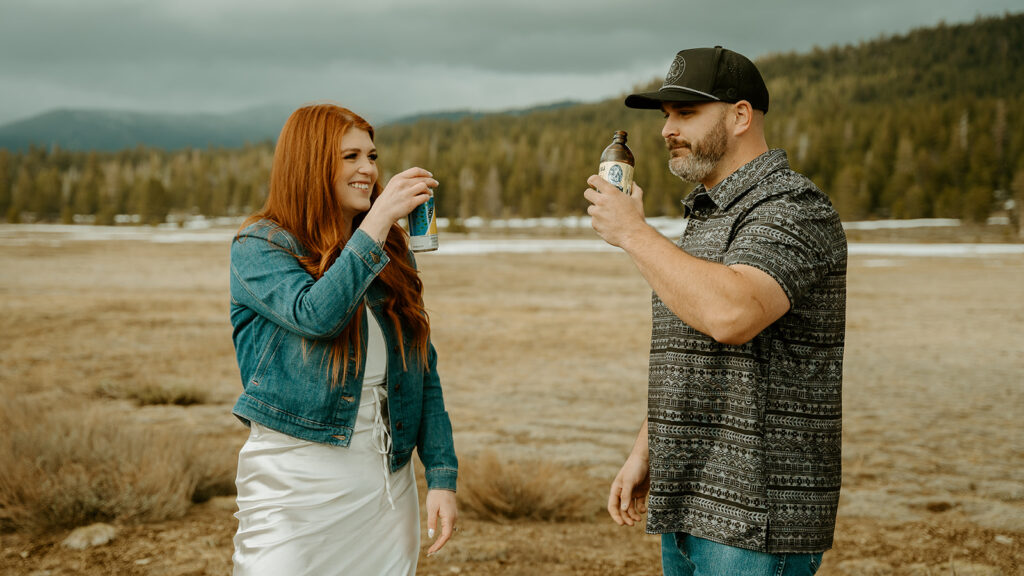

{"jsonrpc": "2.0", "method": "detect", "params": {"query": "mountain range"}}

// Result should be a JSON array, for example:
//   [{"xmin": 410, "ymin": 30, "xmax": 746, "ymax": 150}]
[
  {"xmin": 0, "ymin": 100, "xmax": 582, "ymax": 152},
  {"xmin": 0, "ymin": 105, "xmax": 290, "ymax": 152}
]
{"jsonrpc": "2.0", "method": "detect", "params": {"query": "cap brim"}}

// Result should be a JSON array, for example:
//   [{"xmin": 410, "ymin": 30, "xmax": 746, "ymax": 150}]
[{"xmin": 624, "ymin": 88, "xmax": 719, "ymax": 110}]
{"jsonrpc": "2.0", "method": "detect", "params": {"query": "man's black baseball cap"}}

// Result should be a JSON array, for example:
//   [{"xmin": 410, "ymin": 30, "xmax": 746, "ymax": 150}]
[{"xmin": 625, "ymin": 46, "xmax": 769, "ymax": 113}]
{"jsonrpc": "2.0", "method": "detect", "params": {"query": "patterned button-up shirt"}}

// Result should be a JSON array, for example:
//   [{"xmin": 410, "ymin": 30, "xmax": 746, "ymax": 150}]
[{"xmin": 646, "ymin": 149, "xmax": 847, "ymax": 554}]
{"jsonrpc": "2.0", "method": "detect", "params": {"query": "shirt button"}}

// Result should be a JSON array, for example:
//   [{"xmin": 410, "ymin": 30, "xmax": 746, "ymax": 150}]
[
  {"xmin": 371, "ymin": 253, "xmax": 381, "ymax": 264},
  {"xmin": 395, "ymin": 422, "xmax": 403, "ymax": 431},
  {"xmin": 395, "ymin": 383, "xmax": 401, "ymax": 392}
]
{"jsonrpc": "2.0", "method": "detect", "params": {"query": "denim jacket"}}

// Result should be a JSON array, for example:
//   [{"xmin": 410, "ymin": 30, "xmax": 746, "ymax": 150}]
[{"xmin": 229, "ymin": 219, "xmax": 457, "ymax": 491}]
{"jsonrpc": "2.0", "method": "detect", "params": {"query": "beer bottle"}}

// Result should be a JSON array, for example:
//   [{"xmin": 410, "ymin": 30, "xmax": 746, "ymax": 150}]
[{"xmin": 598, "ymin": 131, "xmax": 635, "ymax": 195}]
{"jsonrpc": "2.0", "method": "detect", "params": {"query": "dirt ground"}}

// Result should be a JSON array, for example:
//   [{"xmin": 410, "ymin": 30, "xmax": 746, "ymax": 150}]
[{"xmin": 1, "ymin": 225, "xmax": 1022, "ymax": 575}]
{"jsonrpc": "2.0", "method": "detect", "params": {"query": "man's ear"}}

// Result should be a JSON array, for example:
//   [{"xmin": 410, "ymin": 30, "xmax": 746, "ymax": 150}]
[{"xmin": 732, "ymin": 101, "xmax": 754, "ymax": 136}]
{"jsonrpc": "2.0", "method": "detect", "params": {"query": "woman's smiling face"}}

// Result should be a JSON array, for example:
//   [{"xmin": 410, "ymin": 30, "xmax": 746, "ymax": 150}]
[{"xmin": 335, "ymin": 127, "xmax": 378, "ymax": 220}]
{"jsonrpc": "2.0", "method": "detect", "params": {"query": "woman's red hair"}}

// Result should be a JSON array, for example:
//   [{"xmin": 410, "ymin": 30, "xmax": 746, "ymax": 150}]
[{"xmin": 242, "ymin": 103, "xmax": 430, "ymax": 384}]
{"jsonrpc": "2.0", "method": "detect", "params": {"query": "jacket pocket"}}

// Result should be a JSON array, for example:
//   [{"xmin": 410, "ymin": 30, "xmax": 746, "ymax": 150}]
[{"xmin": 251, "ymin": 325, "xmax": 283, "ymax": 386}]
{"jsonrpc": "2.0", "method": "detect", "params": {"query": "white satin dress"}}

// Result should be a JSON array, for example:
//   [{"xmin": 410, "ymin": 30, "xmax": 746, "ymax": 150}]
[{"xmin": 232, "ymin": 307, "xmax": 420, "ymax": 575}]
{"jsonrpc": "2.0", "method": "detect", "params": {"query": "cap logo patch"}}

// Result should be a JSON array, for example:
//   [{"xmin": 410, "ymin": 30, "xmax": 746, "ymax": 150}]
[{"xmin": 664, "ymin": 56, "xmax": 685, "ymax": 87}]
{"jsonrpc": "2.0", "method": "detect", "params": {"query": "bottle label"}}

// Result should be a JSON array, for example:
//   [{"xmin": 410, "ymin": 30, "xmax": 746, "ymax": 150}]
[{"xmin": 599, "ymin": 161, "xmax": 634, "ymax": 195}]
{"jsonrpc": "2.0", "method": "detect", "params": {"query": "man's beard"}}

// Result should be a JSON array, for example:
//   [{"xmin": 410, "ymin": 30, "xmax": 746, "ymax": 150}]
[{"xmin": 667, "ymin": 112, "xmax": 729, "ymax": 184}]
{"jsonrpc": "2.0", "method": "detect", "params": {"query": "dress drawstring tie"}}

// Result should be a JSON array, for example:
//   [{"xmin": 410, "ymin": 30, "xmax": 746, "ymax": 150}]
[{"xmin": 370, "ymin": 385, "xmax": 395, "ymax": 510}]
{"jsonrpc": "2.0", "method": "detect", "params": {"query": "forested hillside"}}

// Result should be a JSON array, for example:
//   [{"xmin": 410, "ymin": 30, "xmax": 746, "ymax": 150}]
[{"xmin": 1, "ymin": 13, "xmax": 1021, "ymax": 227}]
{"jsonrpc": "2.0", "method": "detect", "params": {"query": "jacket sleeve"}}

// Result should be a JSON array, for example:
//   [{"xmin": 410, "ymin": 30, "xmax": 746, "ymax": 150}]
[
  {"xmin": 230, "ymin": 227, "xmax": 389, "ymax": 339},
  {"xmin": 417, "ymin": 339, "xmax": 458, "ymax": 492}
]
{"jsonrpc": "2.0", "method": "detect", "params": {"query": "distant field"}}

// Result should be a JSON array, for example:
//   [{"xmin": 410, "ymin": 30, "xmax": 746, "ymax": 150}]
[{"xmin": 1, "ymin": 227, "xmax": 1021, "ymax": 575}]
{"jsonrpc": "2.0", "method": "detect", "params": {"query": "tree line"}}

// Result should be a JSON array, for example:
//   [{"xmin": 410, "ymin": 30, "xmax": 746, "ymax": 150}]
[
  {"xmin": 0, "ymin": 144, "xmax": 270, "ymax": 225},
  {"xmin": 1, "ymin": 13, "xmax": 1022, "ymax": 232}
]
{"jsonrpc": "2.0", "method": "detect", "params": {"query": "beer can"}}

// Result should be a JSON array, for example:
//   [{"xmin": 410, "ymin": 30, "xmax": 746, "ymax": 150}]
[{"xmin": 408, "ymin": 188, "xmax": 438, "ymax": 252}]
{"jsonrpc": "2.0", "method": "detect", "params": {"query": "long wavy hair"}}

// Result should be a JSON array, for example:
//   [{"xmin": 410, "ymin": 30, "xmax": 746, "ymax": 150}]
[{"xmin": 242, "ymin": 103, "xmax": 430, "ymax": 385}]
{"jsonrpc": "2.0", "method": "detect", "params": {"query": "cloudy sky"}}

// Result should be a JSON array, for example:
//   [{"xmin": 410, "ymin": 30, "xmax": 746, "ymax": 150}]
[{"xmin": 0, "ymin": 0, "xmax": 1020, "ymax": 126}]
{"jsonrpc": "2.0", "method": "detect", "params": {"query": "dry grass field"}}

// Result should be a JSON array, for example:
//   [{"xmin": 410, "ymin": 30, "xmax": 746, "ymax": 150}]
[{"xmin": 0, "ymin": 225, "xmax": 1022, "ymax": 575}]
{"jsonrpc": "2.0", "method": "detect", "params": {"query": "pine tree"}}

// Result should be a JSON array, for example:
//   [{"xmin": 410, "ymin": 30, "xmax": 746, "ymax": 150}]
[
  {"xmin": 883, "ymin": 135, "xmax": 917, "ymax": 218},
  {"xmin": 963, "ymin": 185, "xmax": 992, "ymax": 223},
  {"xmin": 832, "ymin": 163, "xmax": 870, "ymax": 221},
  {"xmin": 0, "ymin": 150, "xmax": 11, "ymax": 217},
  {"xmin": 457, "ymin": 165, "xmax": 476, "ymax": 222},
  {"xmin": 1010, "ymin": 159, "xmax": 1024, "ymax": 238},
  {"xmin": 8, "ymin": 165, "xmax": 33, "ymax": 222},
  {"xmin": 138, "ymin": 177, "xmax": 169, "ymax": 225},
  {"xmin": 74, "ymin": 155, "xmax": 102, "ymax": 216},
  {"xmin": 482, "ymin": 165, "xmax": 504, "ymax": 220},
  {"xmin": 32, "ymin": 166, "xmax": 62, "ymax": 220}
]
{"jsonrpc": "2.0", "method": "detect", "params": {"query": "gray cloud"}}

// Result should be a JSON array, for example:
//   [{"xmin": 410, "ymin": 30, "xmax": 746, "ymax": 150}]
[{"xmin": 0, "ymin": 0, "xmax": 1020, "ymax": 124}]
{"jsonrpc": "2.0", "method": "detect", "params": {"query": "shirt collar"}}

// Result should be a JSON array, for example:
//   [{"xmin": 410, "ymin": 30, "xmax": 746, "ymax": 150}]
[{"xmin": 682, "ymin": 149, "xmax": 791, "ymax": 213}]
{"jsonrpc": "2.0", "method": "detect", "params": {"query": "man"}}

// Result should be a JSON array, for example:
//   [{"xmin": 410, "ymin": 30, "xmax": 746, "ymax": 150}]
[{"xmin": 584, "ymin": 46, "xmax": 847, "ymax": 575}]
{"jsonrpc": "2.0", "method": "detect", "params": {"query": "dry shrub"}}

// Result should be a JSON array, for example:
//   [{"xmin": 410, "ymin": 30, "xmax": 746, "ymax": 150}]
[
  {"xmin": 96, "ymin": 379, "xmax": 210, "ymax": 406},
  {"xmin": 459, "ymin": 450, "xmax": 588, "ymax": 523},
  {"xmin": 189, "ymin": 440, "xmax": 238, "ymax": 504},
  {"xmin": 0, "ymin": 398, "xmax": 232, "ymax": 532}
]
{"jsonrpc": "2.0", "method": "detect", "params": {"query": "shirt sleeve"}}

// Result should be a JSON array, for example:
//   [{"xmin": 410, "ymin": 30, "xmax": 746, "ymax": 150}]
[{"xmin": 724, "ymin": 191, "xmax": 845, "ymax": 306}]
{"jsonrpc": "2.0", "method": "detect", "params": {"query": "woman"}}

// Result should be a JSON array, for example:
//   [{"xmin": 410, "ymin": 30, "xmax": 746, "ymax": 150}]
[{"xmin": 228, "ymin": 103, "xmax": 458, "ymax": 575}]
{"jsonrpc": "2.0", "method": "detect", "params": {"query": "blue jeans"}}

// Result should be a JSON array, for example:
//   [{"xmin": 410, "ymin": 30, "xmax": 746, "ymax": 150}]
[{"xmin": 661, "ymin": 533, "xmax": 823, "ymax": 576}]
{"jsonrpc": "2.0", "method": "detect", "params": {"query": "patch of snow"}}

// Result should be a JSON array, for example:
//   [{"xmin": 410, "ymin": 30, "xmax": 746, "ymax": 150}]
[
  {"xmin": 849, "ymin": 244, "xmax": 1024, "ymax": 257},
  {"xmin": 2, "ymin": 223, "xmax": 1022, "ymax": 258},
  {"xmin": 843, "ymin": 218, "xmax": 961, "ymax": 230}
]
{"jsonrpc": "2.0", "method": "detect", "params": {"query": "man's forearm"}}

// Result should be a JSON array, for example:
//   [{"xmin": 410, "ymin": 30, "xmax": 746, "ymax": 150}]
[{"xmin": 620, "ymin": 223, "xmax": 784, "ymax": 345}]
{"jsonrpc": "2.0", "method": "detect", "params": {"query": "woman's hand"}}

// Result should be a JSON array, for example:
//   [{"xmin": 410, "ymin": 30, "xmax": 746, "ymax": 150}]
[
  {"xmin": 359, "ymin": 167, "xmax": 437, "ymax": 244},
  {"xmin": 425, "ymin": 489, "xmax": 457, "ymax": 556}
]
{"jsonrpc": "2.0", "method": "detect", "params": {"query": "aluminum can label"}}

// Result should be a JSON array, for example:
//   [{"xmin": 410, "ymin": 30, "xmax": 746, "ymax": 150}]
[{"xmin": 408, "ymin": 191, "xmax": 438, "ymax": 252}]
